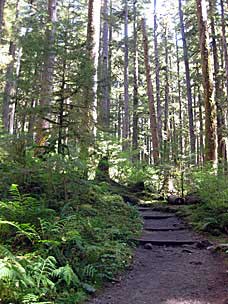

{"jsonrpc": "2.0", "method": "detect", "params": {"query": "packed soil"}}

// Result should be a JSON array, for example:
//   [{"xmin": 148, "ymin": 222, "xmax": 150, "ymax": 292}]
[{"xmin": 87, "ymin": 207, "xmax": 228, "ymax": 304}]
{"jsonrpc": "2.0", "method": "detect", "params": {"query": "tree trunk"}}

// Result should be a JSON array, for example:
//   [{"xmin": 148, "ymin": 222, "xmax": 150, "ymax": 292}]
[
  {"xmin": 36, "ymin": 0, "xmax": 57, "ymax": 145},
  {"xmin": 141, "ymin": 18, "xmax": 159, "ymax": 164},
  {"xmin": 2, "ymin": 0, "xmax": 19, "ymax": 133},
  {"xmin": 3, "ymin": 42, "xmax": 16, "ymax": 132},
  {"xmin": 179, "ymin": 0, "xmax": 196, "ymax": 162},
  {"xmin": 209, "ymin": 0, "xmax": 226, "ymax": 161},
  {"xmin": 80, "ymin": 0, "xmax": 101, "ymax": 165},
  {"xmin": 175, "ymin": 31, "xmax": 183, "ymax": 158},
  {"xmin": 220, "ymin": 0, "xmax": 228, "ymax": 98},
  {"xmin": 101, "ymin": 0, "xmax": 110, "ymax": 130},
  {"xmin": 0, "ymin": 0, "xmax": 5, "ymax": 39},
  {"xmin": 153, "ymin": 0, "xmax": 162, "ymax": 145},
  {"xmin": 132, "ymin": 0, "xmax": 139, "ymax": 162},
  {"xmin": 123, "ymin": 0, "xmax": 129, "ymax": 151},
  {"xmin": 196, "ymin": 0, "xmax": 217, "ymax": 164},
  {"xmin": 164, "ymin": 24, "xmax": 169, "ymax": 162}
]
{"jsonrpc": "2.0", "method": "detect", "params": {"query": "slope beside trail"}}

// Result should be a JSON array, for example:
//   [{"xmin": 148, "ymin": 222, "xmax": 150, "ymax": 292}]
[{"xmin": 87, "ymin": 206, "xmax": 228, "ymax": 304}]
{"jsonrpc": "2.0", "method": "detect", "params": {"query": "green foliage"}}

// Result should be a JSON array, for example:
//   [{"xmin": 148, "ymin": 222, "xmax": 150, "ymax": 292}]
[
  {"xmin": 0, "ymin": 172, "xmax": 142, "ymax": 303},
  {"xmin": 181, "ymin": 167, "xmax": 228, "ymax": 234}
]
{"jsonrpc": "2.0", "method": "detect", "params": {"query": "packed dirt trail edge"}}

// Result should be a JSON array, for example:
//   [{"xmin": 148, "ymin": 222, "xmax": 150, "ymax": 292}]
[{"xmin": 87, "ymin": 205, "xmax": 228, "ymax": 304}]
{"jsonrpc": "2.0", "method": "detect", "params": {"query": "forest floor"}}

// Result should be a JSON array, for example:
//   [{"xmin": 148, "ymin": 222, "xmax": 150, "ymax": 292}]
[{"xmin": 87, "ymin": 206, "xmax": 228, "ymax": 304}]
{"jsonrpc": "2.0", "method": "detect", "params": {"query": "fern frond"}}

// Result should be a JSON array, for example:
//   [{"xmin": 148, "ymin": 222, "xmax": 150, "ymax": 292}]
[{"xmin": 53, "ymin": 263, "xmax": 79, "ymax": 287}]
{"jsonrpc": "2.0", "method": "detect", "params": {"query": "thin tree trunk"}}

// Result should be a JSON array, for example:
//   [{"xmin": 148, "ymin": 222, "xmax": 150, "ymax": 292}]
[
  {"xmin": 164, "ymin": 24, "xmax": 169, "ymax": 162},
  {"xmin": 0, "ymin": 0, "xmax": 5, "ymax": 39},
  {"xmin": 141, "ymin": 18, "xmax": 159, "ymax": 164},
  {"xmin": 123, "ymin": 0, "xmax": 129, "ymax": 150},
  {"xmin": 132, "ymin": 0, "xmax": 139, "ymax": 161},
  {"xmin": 108, "ymin": 0, "xmax": 112, "ymax": 118},
  {"xmin": 198, "ymin": 83, "xmax": 204, "ymax": 164},
  {"xmin": 196, "ymin": 0, "xmax": 217, "ymax": 164},
  {"xmin": 153, "ymin": 0, "xmax": 162, "ymax": 144},
  {"xmin": 179, "ymin": 0, "xmax": 196, "ymax": 161},
  {"xmin": 175, "ymin": 31, "xmax": 183, "ymax": 158},
  {"xmin": 3, "ymin": 42, "xmax": 16, "ymax": 132},
  {"xmin": 220, "ymin": 0, "xmax": 228, "ymax": 98},
  {"xmin": 101, "ymin": 0, "xmax": 109, "ymax": 129}
]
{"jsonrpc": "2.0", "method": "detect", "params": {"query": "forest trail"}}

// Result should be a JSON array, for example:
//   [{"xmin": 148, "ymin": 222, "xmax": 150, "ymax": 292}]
[{"xmin": 87, "ymin": 206, "xmax": 228, "ymax": 304}]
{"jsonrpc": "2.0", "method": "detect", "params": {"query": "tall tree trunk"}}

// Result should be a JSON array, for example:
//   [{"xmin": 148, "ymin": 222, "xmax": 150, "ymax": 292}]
[
  {"xmin": 179, "ymin": 0, "xmax": 196, "ymax": 161},
  {"xmin": 123, "ymin": 0, "xmax": 129, "ymax": 151},
  {"xmin": 132, "ymin": 0, "xmax": 139, "ymax": 161},
  {"xmin": 36, "ymin": 0, "xmax": 57, "ymax": 145},
  {"xmin": 141, "ymin": 18, "xmax": 159, "ymax": 164},
  {"xmin": 175, "ymin": 31, "xmax": 183, "ymax": 158},
  {"xmin": 220, "ymin": 0, "xmax": 228, "ymax": 98},
  {"xmin": 196, "ymin": 0, "xmax": 217, "ymax": 163},
  {"xmin": 164, "ymin": 24, "xmax": 169, "ymax": 162},
  {"xmin": 198, "ymin": 83, "xmax": 204, "ymax": 164},
  {"xmin": 80, "ymin": 0, "xmax": 101, "ymax": 164},
  {"xmin": 0, "ymin": 0, "xmax": 5, "ymax": 39},
  {"xmin": 2, "ymin": 0, "xmax": 19, "ymax": 133},
  {"xmin": 3, "ymin": 42, "xmax": 16, "ymax": 132},
  {"xmin": 101, "ymin": 0, "xmax": 110, "ymax": 129},
  {"xmin": 153, "ymin": 0, "xmax": 162, "ymax": 145},
  {"xmin": 108, "ymin": 0, "xmax": 112, "ymax": 117},
  {"xmin": 209, "ymin": 0, "xmax": 225, "ymax": 161}
]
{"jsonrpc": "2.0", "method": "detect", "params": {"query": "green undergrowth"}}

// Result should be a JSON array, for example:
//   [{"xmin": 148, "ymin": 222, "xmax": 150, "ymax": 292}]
[
  {"xmin": 0, "ymin": 180, "xmax": 142, "ymax": 303},
  {"xmin": 179, "ymin": 168, "xmax": 228, "ymax": 238}
]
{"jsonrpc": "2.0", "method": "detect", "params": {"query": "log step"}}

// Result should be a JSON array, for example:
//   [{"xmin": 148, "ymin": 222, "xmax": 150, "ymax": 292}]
[
  {"xmin": 133, "ymin": 239, "xmax": 197, "ymax": 246},
  {"xmin": 142, "ymin": 214, "xmax": 175, "ymax": 220},
  {"xmin": 144, "ymin": 227, "xmax": 187, "ymax": 232},
  {"xmin": 137, "ymin": 207, "xmax": 153, "ymax": 212}
]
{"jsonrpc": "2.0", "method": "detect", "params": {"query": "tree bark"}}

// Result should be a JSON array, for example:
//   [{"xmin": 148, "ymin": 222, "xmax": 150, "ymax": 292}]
[
  {"xmin": 209, "ymin": 0, "xmax": 226, "ymax": 161},
  {"xmin": 196, "ymin": 0, "xmax": 217, "ymax": 164},
  {"xmin": 175, "ymin": 31, "xmax": 183, "ymax": 158},
  {"xmin": 220, "ymin": 0, "xmax": 228, "ymax": 98},
  {"xmin": 36, "ymin": 0, "xmax": 57, "ymax": 145},
  {"xmin": 80, "ymin": 0, "xmax": 101, "ymax": 165},
  {"xmin": 2, "ymin": 0, "xmax": 19, "ymax": 133},
  {"xmin": 123, "ymin": 0, "xmax": 129, "ymax": 151},
  {"xmin": 179, "ymin": 0, "xmax": 196, "ymax": 161},
  {"xmin": 101, "ymin": 0, "xmax": 110, "ymax": 129},
  {"xmin": 132, "ymin": 0, "xmax": 139, "ymax": 161},
  {"xmin": 153, "ymin": 0, "xmax": 162, "ymax": 145},
  {"xmin": 141, "ymin": 18, "xmax": 159, "ymax": 164},
  {"xmin": 164, "ymin": 24, "xmax": 169, "ymax": 162},
  {"xmin": 0, "ymin": 0, "xmax": 5, "ymax": 39}
]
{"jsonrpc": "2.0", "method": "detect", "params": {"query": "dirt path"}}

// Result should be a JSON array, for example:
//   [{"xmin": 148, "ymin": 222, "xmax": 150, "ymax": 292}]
[{"xmin": 87, "ymin": 206, "xmax": 228, "ymax": 304}]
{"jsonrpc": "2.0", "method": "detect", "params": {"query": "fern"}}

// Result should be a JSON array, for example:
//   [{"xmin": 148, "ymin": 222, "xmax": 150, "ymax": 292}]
[
  {"xmin": 9, "ymin": 184, "xmax": 22, "ymax": 202},
  {"xmin": 53, "ymin": 263, "xmax": 79, "ymax": 287},
  {"xmin": 28, "ymin": 256, "xmax": 57, "ymax": 289},
  {"xmin": 82, "ymin": 264, "xmax": 97, "ymax": 280},
  {"xmin": 0, "ymin": 219, "xmax": 40, "ymax": 242},
  {"xmin": 39, "ymin": 218, "xmax": 64, "ymax": 239},
  {"xmin": 22, "ymin": 293, "xmax": 54, "ymax": 304}
]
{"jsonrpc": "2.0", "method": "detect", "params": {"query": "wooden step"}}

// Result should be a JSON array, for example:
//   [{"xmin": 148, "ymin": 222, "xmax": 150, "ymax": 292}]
[
  {"xmin": 144, "ymin": 227, "xmax": 187, "ymax": 232},
  {"xmin": 132, "ymin": 239, "xmax": 197, "ymax": 246},
  {"xmin": 137, "ymin": 207, "xmax": 153, "ymax": 212},
  {"xmin": 142, "ymin": 214, "xmax": 175, "ymax": 220}
]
